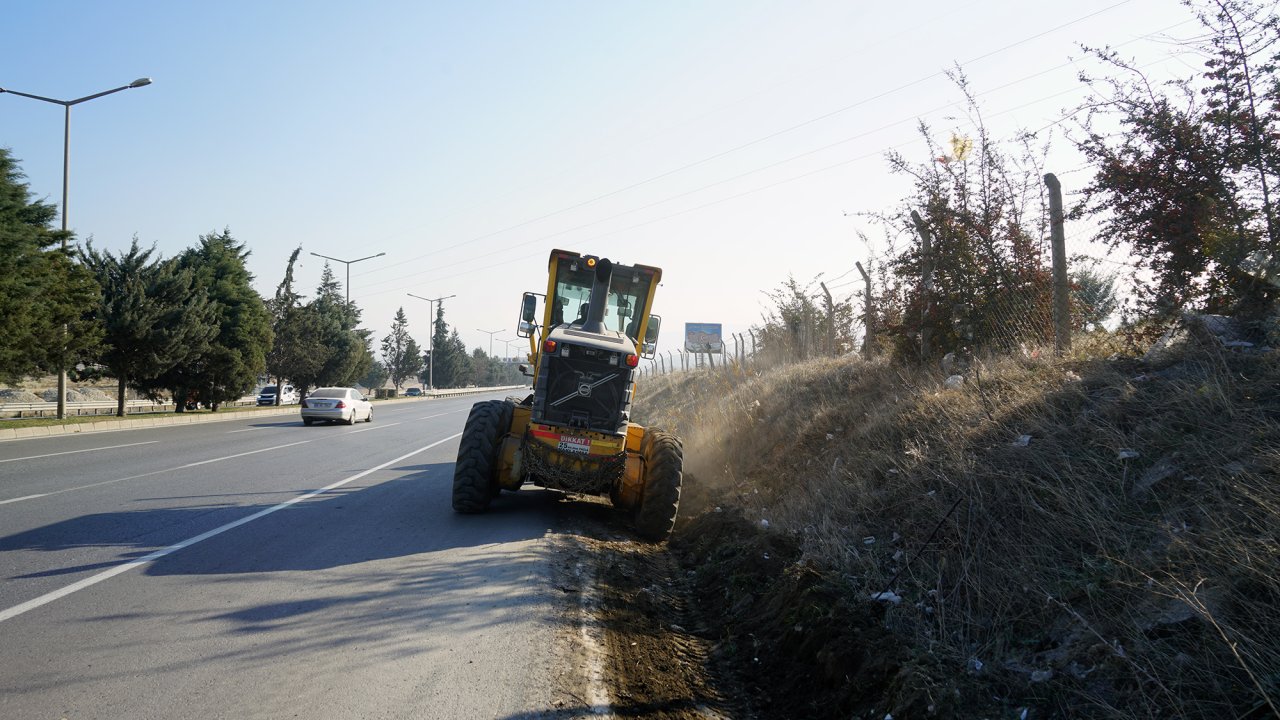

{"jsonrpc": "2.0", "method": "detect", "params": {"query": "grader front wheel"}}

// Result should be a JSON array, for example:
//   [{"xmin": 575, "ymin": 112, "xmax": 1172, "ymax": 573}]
[
  {"xmin": 635, "ymin": 430, "xmax": 683, "ymax": 541},
  {"xmin": 452, "ymin": 400, "xmax": 513, "ymax": 513}
]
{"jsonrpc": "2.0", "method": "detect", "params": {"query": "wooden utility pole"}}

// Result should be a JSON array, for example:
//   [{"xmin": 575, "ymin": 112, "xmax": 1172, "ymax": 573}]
[
  {"xmin": 819, "ymin": 281, "xmax": 835, "ymax": 355},
  {"xmin": 856, "ymin": 261, "xmax": 873, "ymax": 359},
  {"xmin": 1044, "ymin": 173, "xmax": 1071, "ymax": 355},
  {"xmin": 910, "ymin": 210, "xmax": 934, "ymax": 362}
]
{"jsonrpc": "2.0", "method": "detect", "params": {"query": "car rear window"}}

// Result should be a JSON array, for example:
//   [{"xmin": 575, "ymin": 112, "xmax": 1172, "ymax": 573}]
[{"xmin": 310, "ymin": 388, "xmax": 346, "ymax": 399}]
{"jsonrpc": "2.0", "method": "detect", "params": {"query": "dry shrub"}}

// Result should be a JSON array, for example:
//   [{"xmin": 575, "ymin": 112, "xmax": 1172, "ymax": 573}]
[{"xmin": 634, "ymin": 341, "xmax": 1279, "ymax": 718}]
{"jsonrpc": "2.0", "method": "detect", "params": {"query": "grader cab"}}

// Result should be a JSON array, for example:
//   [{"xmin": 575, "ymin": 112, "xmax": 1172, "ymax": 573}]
[{"xmin": 450, "ymin": 249, "xmax": 683, "ymax": 540}]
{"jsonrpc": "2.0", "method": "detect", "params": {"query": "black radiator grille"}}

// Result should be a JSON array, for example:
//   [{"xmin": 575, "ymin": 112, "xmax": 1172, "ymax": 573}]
[{"xmin": 533, "ymin": 352, "xmax": 631, "ymax": 435}]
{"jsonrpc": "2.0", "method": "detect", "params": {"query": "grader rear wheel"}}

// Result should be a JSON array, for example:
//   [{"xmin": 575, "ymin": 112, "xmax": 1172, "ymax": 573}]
[
  {"xmin": 634, "ymin": 430, "xmax": 683, "ymax": 541},
  {"xmin": 451, "ymin": 400, "xmax": 514, "ymax": 513}
]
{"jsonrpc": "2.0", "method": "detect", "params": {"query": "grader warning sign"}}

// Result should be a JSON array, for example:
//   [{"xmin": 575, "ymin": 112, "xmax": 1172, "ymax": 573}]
[{"xmin": 684, "ymin": 323, "xmax": 724, "ymax": 353}]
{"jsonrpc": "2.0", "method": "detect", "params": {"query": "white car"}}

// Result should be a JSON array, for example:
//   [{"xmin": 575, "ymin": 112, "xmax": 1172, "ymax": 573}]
[
  {"xmin": 258, "ymin": 384, "xmax": 300, "ymax": 406},
  {"xmin": 301, "ymin": 387, "xmax": 373, "ymax": 425}
]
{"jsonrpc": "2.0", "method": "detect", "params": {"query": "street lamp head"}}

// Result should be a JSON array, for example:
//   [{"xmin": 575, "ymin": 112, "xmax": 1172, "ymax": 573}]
[{"xmin": 129, "ymin": 78, "xmax": 153, "ymax": 88}]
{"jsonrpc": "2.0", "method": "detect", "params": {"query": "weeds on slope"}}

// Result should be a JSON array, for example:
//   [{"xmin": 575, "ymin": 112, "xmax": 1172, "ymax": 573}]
[{"xmin": 634, "ymin": 339, "xmax": 1279, "ymax": 718}]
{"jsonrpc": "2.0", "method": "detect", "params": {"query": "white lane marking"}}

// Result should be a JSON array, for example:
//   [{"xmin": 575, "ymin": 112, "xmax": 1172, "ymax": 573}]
[
  {"xmin": 0, "ymin": 440, "xmax": 313, "ymax": 506},
  {"xmin": 225, "ymin": 427, "xmax": 261, "ymax": 434},
  {"xmin": 0, "ymin": 432, "xmax": 463, "ymax": 624},
  {"xmin": 417, "ymin": 410, "xmax": 466, "ymax": 420},
  {"xmin": 574, "ymin": 558, "xmax": 613, "ymax": 711},
  {"xmin": 347, "ymin": 422, "xmax": 401, "ymax": 435},
  {"xmin": 0, "ymin": 494, "xmax": 50, "ymax": 504},
  {"xmin": 0, "ymin": 441, "xmax": 160, "ymax": 465}
]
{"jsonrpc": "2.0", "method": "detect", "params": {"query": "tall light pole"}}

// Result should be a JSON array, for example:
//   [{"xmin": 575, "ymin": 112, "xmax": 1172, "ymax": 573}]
[
  {"xmin": 408, "ymin": 292, "xmax": 456, "ymax": 391},
  {"xmin": 310, "ymin": 251, "xmax": 385, "ymax": 304},
  {"xmin": 476, "ymin": 328, "xmax": 502, "ymax": 358},
  {"xmin": 496, "ymin": 337, "xmax": 514, "ymax": 362},
  {"xmin": 1, "ymin": 77, "xmax": 153, "ymax": 419}
]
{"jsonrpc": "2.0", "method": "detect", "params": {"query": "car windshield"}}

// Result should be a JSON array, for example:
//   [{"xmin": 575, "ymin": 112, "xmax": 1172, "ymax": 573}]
[
  {"xmin": 310, "ymin": 388, "xmax": 347, "ymax": 399},
  {"xmin": 261, "ymin": 386, "xmax": 277, "ymax": 393}
]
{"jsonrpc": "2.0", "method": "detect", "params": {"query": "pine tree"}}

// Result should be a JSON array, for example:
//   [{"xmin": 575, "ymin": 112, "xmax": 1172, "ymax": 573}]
[
  {"xmin": 266, "ymin": 247, "xmax": 325, "ymax": 402},
  {"xmin": 292, "ymin": 263, "xmax": 373, "ymax": 393},
  {"xmin": 359, "ymin": 360, "xmax": 389, "ymax": 392},
  {"xmin": 381, "ymin": 307, "xmax": 423, "ymax": 390},
  {"xmin": 152, "ymin": 229, "xmax": 272, "ymax": 410},
  {"xmin": 426, "ymin": 301, "xmax": 470, "ymax": 388},
  {"xmin": 81, "ymin": 239, "xmax": 216, "ymax": 416},
  {"xmin": 0, "ymin": 148, "xmax": 101, "ymax": 382}
]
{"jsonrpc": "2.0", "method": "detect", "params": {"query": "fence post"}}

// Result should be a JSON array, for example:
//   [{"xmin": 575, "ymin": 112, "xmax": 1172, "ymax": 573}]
[
  {"xmin": 856, "ymin": 261, "xmax": 873, "ymax": 359},
  {"xmin": 819, "ymin": 281, "xmax": 835, "ymax": 355},
  {"xmin": 910, "ymin": 210, "xmax": 934, "ymax": 362},
  {"xmin": 1044, "ymin": 173, "xmax": 1071, "ymax": 355}
]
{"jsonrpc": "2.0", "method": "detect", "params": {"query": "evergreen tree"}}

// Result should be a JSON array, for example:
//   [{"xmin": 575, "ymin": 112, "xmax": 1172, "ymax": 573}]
[
  {"xmin": 1070, "ymin": 258, "xmax": 1120, "ymax": 332},
  {"xmin": 266, "ymin": 247, "xmax": 325, "ymax": 402},
  {"xmin": 381, "ymin": 307, "xmax": 423, "ymax": 390},
  {"xmin": 153, "ymin": 229, "xmax": 272, "ymax": 410},
  {"xmin": 427, "ymin": 302, "xmax": 471, "ymax": 387},
  {"xmin": 442, "ymin": 328, "xmax": 473, "ymax": 388},
  {"xmin": 81, "ymin": 239, "xmax": 215, "ymax": 416},
  {"xmin": 359, "ymin": 359, "xmax": 389, "ymax": 392},
  {"xmin": 0, "ymin": 148, "xmax": 101, "ymax": 382},
  {"xmin": 294, "ymin": 263, "xmax": 373, "ymax": 393}
]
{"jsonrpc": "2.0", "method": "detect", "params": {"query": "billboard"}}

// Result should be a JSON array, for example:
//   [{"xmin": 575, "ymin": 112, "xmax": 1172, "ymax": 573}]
[{"xmin": 684, "ymin": 322, "xmax": 724, "ymax": 353}]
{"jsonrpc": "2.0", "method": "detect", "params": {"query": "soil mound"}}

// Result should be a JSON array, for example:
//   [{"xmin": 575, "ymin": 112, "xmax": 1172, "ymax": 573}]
[{"xmin": 627, "ymin": 344, "xmax": 1280, "ymax": 718}]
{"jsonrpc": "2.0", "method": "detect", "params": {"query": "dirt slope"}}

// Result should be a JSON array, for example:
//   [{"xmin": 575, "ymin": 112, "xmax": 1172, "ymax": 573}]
[{"xmin": 587, "ymin": 342, "xmax": 1279, "ymax": 719}]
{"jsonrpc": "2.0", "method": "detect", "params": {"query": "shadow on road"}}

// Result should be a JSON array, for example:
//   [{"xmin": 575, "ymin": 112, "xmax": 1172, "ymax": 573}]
[{"xmin": 0, "ymin": 461, "xmax": 572, "ymax": 579}]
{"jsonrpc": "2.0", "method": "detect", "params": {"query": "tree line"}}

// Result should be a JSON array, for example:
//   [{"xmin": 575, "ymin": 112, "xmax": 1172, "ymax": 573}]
[
  {"xmin": 0, "ymin": 151, "xmax": 517, "ymax": 415},
  {"xmin": 367, "ymin": 304, "xmax": 526, "ymax": 393}
]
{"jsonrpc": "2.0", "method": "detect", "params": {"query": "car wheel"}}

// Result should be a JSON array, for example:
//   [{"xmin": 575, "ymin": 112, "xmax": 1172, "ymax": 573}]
[
  {"xmin": 345, "ymin": 412, "xmax": 356, "ymax": 426},
  {"xmin": 303, "ymin": 418, "xmax": 314, "ymax": 426},
  {"xmin": 366, "ymin": 408, "xmax": 374, "ymax": 423}
]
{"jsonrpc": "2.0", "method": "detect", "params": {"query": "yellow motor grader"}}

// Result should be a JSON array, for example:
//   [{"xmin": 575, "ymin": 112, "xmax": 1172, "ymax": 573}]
[{"xmin": 450, "ymin": 249, "xmax": 682, "ymax": 540}]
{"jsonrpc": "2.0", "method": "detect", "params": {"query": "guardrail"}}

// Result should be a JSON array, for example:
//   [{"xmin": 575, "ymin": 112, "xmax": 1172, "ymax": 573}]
[
  {"xmin": 0, "ymin": 386, "xmax": 527, "ymax": 420},
  {"xmin": 422, "ymin": 385, "xmax": 527, "ymax": 398},
  {"xmin": 0, "ymin": 398, "xmax": 258, "ymax": 419}
]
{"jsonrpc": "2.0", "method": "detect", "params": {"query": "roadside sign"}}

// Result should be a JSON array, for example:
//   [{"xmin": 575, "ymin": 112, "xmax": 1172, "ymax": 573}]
[{"xmin": 684, "ymin": 323, "xmax": 724, "ymax": 353}]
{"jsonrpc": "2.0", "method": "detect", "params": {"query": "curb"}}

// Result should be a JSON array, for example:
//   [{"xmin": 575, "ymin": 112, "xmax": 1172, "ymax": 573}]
[{"xmin": 0, "ymin": 386, "xmax": 525, "ymax": 443}]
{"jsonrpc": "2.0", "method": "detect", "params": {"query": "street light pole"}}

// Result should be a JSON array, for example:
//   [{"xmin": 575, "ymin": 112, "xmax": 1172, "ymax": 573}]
[
  {"xmin": 496, "ymin": 337, "xmax": 514, "ymax": 362},
  {"xmin": 408, "ymin": 292, "xmax": 456, "ymax": 391},
  {"xmin": 476, "ymin": 328, "xmax": 502, "ymax": 358},
  {"xmin": 1, "ymin": 77, "xmax": 153, "ymax": 419},
  {"xmin": 309, "ymin": 251, "xmax": 385, "ymax": 305}
]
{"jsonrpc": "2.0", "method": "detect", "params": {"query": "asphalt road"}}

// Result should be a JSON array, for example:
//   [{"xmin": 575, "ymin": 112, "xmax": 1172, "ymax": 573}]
[{"xmin": 0, "ymin": 392, "xmax": 572, "ymax": 720}]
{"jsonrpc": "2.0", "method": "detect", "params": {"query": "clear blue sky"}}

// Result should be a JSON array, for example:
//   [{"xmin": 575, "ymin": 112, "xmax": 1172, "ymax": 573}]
[{"xmin": 2, "ymin": 0, "xmax": 1194, "ymax": 364}]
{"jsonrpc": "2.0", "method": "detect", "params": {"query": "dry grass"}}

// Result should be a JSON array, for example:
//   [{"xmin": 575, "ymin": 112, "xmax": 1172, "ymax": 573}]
[{"xmin": 633, "ymin": 339, "xmax": 1279, "ymax": 718}]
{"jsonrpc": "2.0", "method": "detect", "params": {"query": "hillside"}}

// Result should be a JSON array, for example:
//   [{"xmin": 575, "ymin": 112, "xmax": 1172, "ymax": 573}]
[{"xmin": 620, "ymin": 337, "xmax": 1278, "ymax": 719}]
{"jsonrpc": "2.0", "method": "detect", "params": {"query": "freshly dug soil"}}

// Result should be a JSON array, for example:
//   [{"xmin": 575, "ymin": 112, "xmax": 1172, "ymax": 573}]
[{"xmin": 575, "ymin": 504, "xmax": 996, "ymax": 720}]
